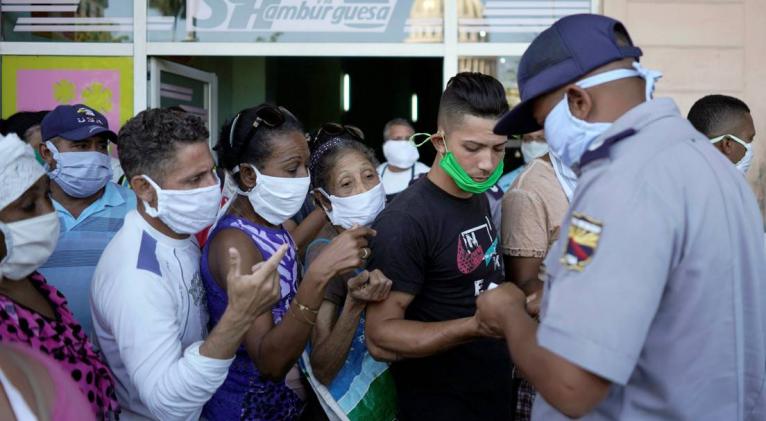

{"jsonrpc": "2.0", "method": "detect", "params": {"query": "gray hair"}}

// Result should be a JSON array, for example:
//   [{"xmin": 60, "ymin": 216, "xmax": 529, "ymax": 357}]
[{"xmin": 382, "ymin": 118, "xmax": 414, "ymax": 140}]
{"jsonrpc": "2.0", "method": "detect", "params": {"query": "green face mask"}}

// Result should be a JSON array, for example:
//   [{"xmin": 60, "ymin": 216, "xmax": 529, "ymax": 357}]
[
  {"xmin": 33, "ymin": 149, "xmax": 45, "ymax": 165},
  {"xmin": 408, "ymin": 133, "xmax": 504, "ymax": 194}
]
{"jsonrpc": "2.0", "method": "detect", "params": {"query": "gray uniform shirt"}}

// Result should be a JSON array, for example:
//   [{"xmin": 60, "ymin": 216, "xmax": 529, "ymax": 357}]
[{"xmin": 533, "ymin": 98, "xmax": 766, "ymax": 420}]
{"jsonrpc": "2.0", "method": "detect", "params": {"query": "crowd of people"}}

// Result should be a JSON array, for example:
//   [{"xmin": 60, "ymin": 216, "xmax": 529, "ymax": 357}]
[{"xmin": 0, "ymin": 13, "xmax": 764, "ymax": 421}]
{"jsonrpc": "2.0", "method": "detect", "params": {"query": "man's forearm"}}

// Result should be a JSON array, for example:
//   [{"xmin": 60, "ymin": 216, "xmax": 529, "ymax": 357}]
[
  {"xmin": 368, "ymin": 317, "xmax": 479, "ymax": 360},
  {"xmin": 200, "ymin": 308, "xmax": 254, "ymax": 360}
]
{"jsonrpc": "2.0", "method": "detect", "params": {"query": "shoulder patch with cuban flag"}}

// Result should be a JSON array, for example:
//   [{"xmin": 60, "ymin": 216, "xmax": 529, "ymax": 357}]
[{"xmin": 561, "ymin": 212, "xmax": 603, "ymax": 271}]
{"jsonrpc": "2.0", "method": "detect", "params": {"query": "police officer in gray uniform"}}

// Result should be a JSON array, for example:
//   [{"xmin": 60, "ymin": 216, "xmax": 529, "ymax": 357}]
[{"xmin": 476, "ymin": 14, "xmax": 766, "ymax": 420}]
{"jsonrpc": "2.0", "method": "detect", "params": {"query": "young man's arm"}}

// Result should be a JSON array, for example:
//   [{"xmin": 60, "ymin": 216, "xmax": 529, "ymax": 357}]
[
  {"xmin": 505, "ymin": 255, "xmax": 544, "ymax": 295},
  {"xmin": 365, "ymin": 291, "xmax": 492, "ymax": 361}
]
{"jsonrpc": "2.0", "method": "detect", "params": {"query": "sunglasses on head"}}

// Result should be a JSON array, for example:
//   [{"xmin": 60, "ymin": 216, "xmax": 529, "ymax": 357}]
[
  {"xmin": 252, "ymin": 105, "xmax": 287, "ymax": 130},
  {"xmin": 316, "ymin": 122, "xmax": 364, "ymax": 142}
]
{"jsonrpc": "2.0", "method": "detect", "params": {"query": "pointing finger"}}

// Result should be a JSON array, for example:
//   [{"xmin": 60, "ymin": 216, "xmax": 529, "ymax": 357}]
[
  {"xmin": 259, "ymin": 244, "xmax": 288, "ymax": 274},
  {"xmin": 228, "ymin": 247, "xmax": 243, "ymax": 278}
]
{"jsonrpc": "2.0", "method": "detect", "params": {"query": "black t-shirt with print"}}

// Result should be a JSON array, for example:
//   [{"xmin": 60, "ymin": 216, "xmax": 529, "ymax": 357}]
[{"xmin": 369, "ymin": 177, "xmax": 513, "ymax": 420}]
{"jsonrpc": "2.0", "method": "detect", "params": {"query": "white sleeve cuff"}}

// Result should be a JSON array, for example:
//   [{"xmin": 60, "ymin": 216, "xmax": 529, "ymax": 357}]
[{"xmin": 183, "ymin": 341, "xmax": 235, "ymax": 384}]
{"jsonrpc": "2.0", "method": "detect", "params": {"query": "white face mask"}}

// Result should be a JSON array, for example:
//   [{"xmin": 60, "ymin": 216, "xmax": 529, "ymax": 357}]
[
  {"xmin": 0, "ymin": 212, "xmax": 60, "ymax": 281},
  {"xmin": 549, "ymin": 152, "xmax": 578, "ymax": 202},
  {"xmin": 521, "ymin": 141, "xmax": 549, "ymax": 163},
  {"xmin": 241, "ymin": 164, "xmax": 310, "ymax": 226},
  {"xmin": 736, "ymin": 143, "xmax": 754, "ymax": 174},
  {"xmin": 45, "ymin": 141, "xmax": 112, "ymax": 198},
  {"xmin": 383, "ymin": 139, "xmax": 419, "ymax": 169},
  {"xmin": 142, "ymin": 174, "xmax": 222, "ymax": 235},
  {"xmin": 711, "ymin": 134, "xmax": 754, "ymax": 174},
  {"xmin": 545, "ymin": 62, "xmax": 663, "ymax": 169},
  {"xmin": 319, "ymin": 182, "xmax": 386, "ymax": 229}
]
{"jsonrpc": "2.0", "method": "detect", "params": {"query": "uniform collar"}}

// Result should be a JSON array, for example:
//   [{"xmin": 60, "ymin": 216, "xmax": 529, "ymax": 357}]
[{"xmin": 580, "ymin": 98, "xmax": 681, "ymax": 169}]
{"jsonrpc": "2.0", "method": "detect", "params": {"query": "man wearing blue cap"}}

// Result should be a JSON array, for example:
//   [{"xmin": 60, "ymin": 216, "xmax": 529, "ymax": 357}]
[
  {"xmin": 37, "ymin": 104, "xmax": 136, "ymax": 343},
  {"xmin": 477, "ymin": 14, "xmax": 766, "ymax": 420}
]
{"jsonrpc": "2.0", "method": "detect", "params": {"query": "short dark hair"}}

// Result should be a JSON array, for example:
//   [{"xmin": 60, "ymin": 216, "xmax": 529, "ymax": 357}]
[
  {"xmin": 383, "ymin": 118, "xmax": 414, "ymax": 140},
  {"xmin": 118, "ymin": 108, "xmax": 209, "ymax": 182},
  {"xmin": 0, "ymin": 111, "xmax": 48, "ymax": 141},
  {"xmin": 688, "ymin": 95, "xmax": 751, "ymax": 137},
  {"xmin": 216, "ymin": 104, "xmax": 304, "ymax": 172},
  {"xmin": 438, "ymin": 72, "xmax": 509, "ymax": 129},
  {"xmin": 309, "ymin": 126, "xmax": 378, "ymax": 191},
  {"xmin": 613, "ymin": 23, "xmax": 634, "ymax": 48}
]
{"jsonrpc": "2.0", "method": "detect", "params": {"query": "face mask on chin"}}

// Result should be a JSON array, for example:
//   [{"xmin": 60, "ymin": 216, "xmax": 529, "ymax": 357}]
[{"xmin": 438, "ymin": 135, "xmax": 504, "ymax": 194}]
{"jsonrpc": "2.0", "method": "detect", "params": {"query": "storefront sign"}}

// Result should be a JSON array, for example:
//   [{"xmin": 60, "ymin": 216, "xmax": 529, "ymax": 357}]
[{"xmin": 187, "ymin": 0, "xmax": 396, "ymax": 33}]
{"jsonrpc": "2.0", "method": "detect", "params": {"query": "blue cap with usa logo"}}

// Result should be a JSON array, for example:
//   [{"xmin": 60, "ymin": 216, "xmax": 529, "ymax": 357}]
[
  {"xmin": 494, "ymin": 14, "xmax": 643, "ymax": 136},
  {"xmin": 41, "ymin": 104, "xmax": 117, "ymax": 143}
]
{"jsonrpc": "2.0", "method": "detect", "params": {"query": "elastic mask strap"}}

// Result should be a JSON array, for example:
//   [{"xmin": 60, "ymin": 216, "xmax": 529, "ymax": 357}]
[
  {"xmin": 711, "ymin": 134, "xmax": 748, "ymax": 148},
  {"xmin": 43, "ymin": 141, "xmax": 61, "ymax": 174},
  {"xmin": 229, "ymin": 113, "xmax": 242, "ymax": 150},
  {"xmin": 314, "ymin": 188, "xmax": 332, "ymax": 214},
  {"xmin": 316, "ymin": 187, "xmax": 332, "ymax": 200},
  {"xmin": 44, "ymin": 141, "xmax": 60, "ymax": 155},
  {"xmin": 576, "ymin": 68, "xmax": 641, "ymax": 89},
  {"xmin": 409, "ymin": 133, "xmax": 434, "ymax": 148},
  {"xmin": 141, "ymin": 175, "xmax": 162, "ymax": 216},
  {"xmin": 577, "ymin": 62, "xmax": 663, "ymax": 100},
  {"xmin": 234, "ymin": 163, "xmax": 257, "ymax": 194}
]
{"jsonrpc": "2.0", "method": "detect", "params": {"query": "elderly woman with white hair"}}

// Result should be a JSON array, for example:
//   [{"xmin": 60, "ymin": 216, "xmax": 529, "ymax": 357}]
[{"xmin": 0, "ymin": 134, "xmax": 118, "ymax": 419}]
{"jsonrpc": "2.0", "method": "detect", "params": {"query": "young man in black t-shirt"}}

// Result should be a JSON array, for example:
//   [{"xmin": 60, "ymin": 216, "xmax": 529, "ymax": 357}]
[{"xmin": 366, "ymin": 73, "xmax": 514, "ymax": 420}]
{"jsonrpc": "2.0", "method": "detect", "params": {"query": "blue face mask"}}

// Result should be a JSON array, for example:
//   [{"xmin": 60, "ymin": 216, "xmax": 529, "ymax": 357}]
[
  {"xmin": 544, "ymin": 62, "xmax": 663, "ymax": 169},
  {"xmin": 45, "ymin": 141, "xmax": 113, "ymax": 198}
]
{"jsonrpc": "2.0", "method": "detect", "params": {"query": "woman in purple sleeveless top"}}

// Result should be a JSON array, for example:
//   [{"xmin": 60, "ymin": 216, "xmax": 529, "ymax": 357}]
[{"xmin": 200, "ymin": 104, "xmax": 375, "ymax": 421}]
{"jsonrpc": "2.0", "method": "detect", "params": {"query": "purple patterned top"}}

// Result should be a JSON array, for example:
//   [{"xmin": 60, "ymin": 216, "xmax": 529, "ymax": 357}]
[{"xmin": 200, "ymin": 215, "xmax": 303, "ymax": 421}]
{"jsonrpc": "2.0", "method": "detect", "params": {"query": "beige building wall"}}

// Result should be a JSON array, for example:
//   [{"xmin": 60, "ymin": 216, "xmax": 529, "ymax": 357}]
[{"xmin": 603, "ymin": 0, "xmax": 766, "ymax": 220}]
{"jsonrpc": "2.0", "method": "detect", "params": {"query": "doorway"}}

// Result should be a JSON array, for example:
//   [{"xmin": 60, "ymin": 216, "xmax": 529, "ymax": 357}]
[{"xmin": 151, "ymin": 56, "xmax": 443, "ymax": 164}]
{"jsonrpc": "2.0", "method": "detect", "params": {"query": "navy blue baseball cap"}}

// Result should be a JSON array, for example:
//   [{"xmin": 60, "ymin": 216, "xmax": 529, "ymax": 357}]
[
  {"xmin": 494, "ymin": 14, "xmax": 643, "ymax": 136},
  {"xmin": 41, "ymin": 104, "xmax": 117, "ymax": 142}
]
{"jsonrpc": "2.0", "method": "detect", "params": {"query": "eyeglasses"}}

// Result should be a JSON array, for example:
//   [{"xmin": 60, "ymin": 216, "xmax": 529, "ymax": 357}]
[{"xmin": 316, "ymin": 122, "xmax": 364, "ymax": 142}]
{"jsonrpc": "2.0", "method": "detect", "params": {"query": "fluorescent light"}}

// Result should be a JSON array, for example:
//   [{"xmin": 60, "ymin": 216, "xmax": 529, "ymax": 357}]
[
  {"xmin": 342, "ymin": 73, "xmax": 350, "ymax": 112},
  {"xmin": 411, "ymin": 94, "xmax": 419, "ymax": 123}
]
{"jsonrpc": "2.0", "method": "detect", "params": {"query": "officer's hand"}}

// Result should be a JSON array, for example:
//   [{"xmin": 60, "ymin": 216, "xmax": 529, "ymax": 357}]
[{"xmin": 475, "ymin": 283, "xmax": 528, "ymax": 336}]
